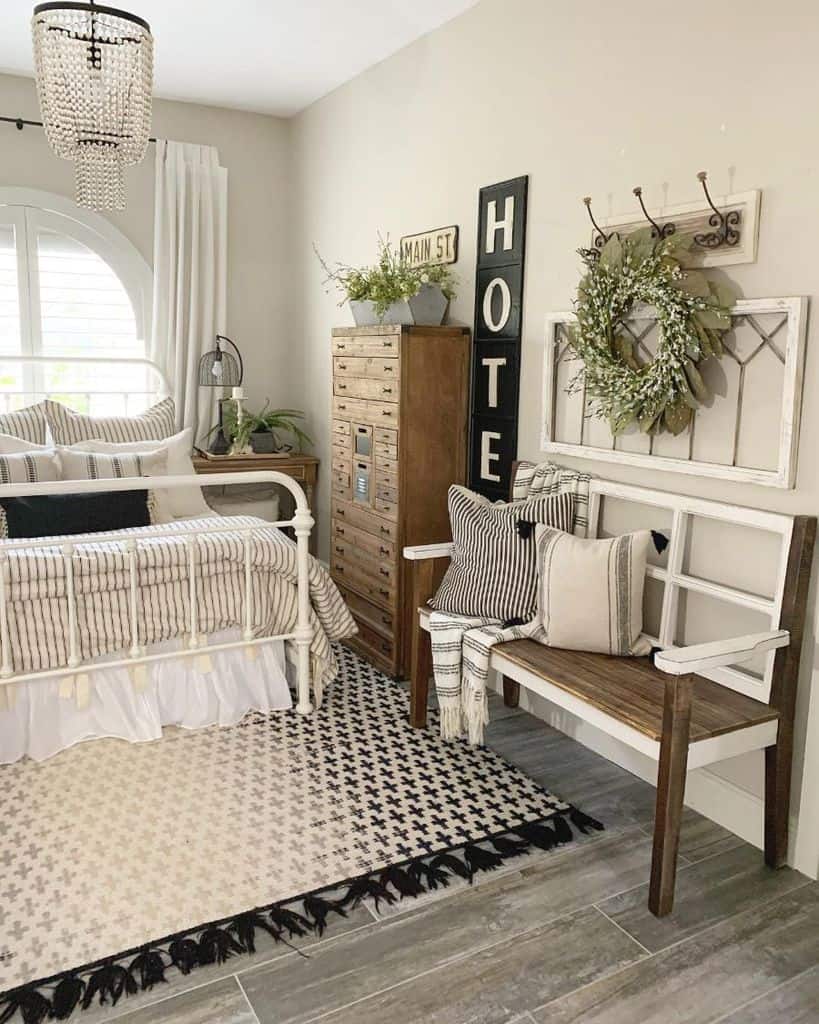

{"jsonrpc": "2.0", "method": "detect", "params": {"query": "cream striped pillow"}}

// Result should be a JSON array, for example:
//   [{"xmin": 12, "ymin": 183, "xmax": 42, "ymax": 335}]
[
  {"xmin": 535, "ymin": 525, "xmax": 652, "ymax": 656},
  {"xmin": 44, "ymin": 398, "xmax": 176, "ymax": 445},
  {"xmin": 0, "ymin": 404, "xmax": 48, "ymax": 445},
  {"xmin": 0, "ymin": 450, "xmax": 60, "ymax": 484},
  {"xmin": 57, "ymin": 447, "xmax": 168, "ymax": 481}
]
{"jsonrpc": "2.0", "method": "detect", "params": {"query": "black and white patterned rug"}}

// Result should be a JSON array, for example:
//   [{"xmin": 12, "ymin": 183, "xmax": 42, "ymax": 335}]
[{"xmin": 0, "ymin": 645, "xmax": 602, "ymax": 1022}]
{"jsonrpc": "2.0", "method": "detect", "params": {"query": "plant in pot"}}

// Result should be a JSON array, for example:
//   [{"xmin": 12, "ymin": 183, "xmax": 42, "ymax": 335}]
[
  {"xmin": 315, "ymin": 235, "xmax": 456, "ymax": 326},
  {"xmin": 215, "ymin": 403, "xmax": 313, "ymax": 455}
]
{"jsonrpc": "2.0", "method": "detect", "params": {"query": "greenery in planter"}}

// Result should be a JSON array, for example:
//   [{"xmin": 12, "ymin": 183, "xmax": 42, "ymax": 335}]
[
  {"xmin": 315, "ymin": 235, "xmax": 457, "ymax": 318},
  {"xmin": 212, "ymin": 403, "xmax": 313, "ymax": 453}
]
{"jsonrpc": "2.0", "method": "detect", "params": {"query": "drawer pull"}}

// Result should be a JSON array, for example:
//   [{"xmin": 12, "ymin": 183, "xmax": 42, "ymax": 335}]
[
  {"xmin": 336, "ymin": 565, "xmax": 345, "ymax": 573},
  {"xmin": 337, "ymin": 343, "xmax": 346, "ymax": 350},
  {"xmin": 382, "ymin": 410, "xmax": 391, "ymax": 417},
  {"xmin": 379, "ymin": 546, "xmax": 390, "ymax": 556},
  {"xmin": 380, "ymin": 568, "xmax": 389, "ymax": 577},
  {"xmin": 379, "ymin": 587, "xmax": 389, "ymax": 598},
  {"xmin": 383, "ymin": 340, "xmax": 391, "ymax": 347},
  {"xmin": 338, "ymin": 403, "xmax": 348, "ymax": 412},
  {"xmin": 381, "ymin": 642, "xmax": 390, "ymax": 655},
  {"xmin": 338, "ymin": 363, "xmax": 347, "ymax": 369},
  {"xmin": 337, "ymin": 382, "xmax": 347, "ymax": 390},
  {"xmin": 380, "ymin": 525, "xmax": 390, "ymax": 535},
  {"xmin": 335, "ymin": 545, "xmax": 344, "ymax": 554},
  {"xmin": 336, "ymin": 526, "xmax": 345, "ymax": 534},
  {"xmin": 337, "ymin": 507, "xmax": 346, "ymax": 517},
  {"xmin": 382, "ymin": 387, "xmax": 392, "ymax": 394},
  {"xmin": 381, "ymin": 614, "xmax": 391, "ymax": 626}
]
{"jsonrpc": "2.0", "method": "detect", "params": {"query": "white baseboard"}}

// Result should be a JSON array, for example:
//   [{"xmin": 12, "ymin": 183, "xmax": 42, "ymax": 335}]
[{"xmin": 495, "ymin": 679, "xmax": 812, "ymax": 878}]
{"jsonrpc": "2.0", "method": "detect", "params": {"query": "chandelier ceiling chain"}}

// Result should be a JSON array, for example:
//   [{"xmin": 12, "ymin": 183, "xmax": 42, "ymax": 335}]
[{"xmin": 31, "ymin": 0, "xmax": 154, "ymax": 211}]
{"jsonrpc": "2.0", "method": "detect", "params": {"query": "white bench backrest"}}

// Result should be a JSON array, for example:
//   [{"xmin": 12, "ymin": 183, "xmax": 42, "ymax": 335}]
[{"xmin": 587, "ymin": 478, "xmax": 794, "ymax": 704}]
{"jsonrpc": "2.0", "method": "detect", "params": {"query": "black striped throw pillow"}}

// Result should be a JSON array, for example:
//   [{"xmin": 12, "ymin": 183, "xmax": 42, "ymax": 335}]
[
  {"xmin": 44, "ymin": 397, "xmax": 176, "ymax": 445},
  {"xmin": 430, "ymin": 486, "xmax": 575, "ymax": 621}
]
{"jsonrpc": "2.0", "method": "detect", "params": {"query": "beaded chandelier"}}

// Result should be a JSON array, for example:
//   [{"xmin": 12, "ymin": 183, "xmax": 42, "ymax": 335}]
[{"xmin": 32, "ymin": 2, "xmax": 154, "ymax": 211}]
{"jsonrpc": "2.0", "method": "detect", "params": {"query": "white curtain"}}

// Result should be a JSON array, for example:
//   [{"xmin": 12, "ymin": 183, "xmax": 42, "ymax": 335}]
[{"xmin": 150, "ymin": 140, "xmax": 228, "ymax": 446}]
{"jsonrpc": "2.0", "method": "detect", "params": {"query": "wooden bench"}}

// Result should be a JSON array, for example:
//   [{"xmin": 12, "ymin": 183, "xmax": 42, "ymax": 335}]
[{"xmin": 404, "ymin": 467, "xmax": 815, "ymax": 917}]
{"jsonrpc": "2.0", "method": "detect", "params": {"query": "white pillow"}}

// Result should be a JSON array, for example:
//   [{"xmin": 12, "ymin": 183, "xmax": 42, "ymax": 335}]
[
  {"xmin": 0, "ymin": 432, "xmax": 51, "ymax": 454},
  {"xmin": 69, "ymin": 428, "xmax": 211, "ymax": 521},
  {"xmin": 0, "ymin": 450, "xmax": 61, "ymax": 483},
  {"xmin": 534, "ymin": 525, "xmax": 653, "ymax": 657}
]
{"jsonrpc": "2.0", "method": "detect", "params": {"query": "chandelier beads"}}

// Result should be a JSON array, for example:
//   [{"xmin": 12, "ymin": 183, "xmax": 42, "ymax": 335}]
[{"xmin": 32, "ymin": 2, "xmax": 154, "ymax": 210}]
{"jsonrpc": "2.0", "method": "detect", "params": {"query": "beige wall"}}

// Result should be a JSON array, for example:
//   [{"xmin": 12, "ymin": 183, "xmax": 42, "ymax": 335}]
[
  {"xmin": 0, "ymin": 71, "xmax": 292, "ymax": 415},
  {"xmin": 288, "ymin": 0, "xmax": 819, "ymax": 874}
]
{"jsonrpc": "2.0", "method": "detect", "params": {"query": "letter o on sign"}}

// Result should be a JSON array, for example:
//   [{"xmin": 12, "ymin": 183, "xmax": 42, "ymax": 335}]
[{"xmin": 482, "ymin": 276, "xmax": 512, "ymax": 333}]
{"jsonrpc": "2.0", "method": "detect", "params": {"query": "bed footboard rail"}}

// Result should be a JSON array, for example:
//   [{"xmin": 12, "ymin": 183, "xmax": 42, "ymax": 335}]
[{"xmin": 0, "ymin": 472, "xmax": 316, "ymax": 715}]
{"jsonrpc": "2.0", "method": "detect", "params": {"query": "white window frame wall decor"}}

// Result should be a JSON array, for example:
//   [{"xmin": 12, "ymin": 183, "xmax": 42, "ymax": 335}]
[
  {"xmin": 541, "ymin": 297, "xmax": 808, "ymax": 489},
  {"xmin": 0, "ymin": 187, "xmax": 157, "ymax": 411}
]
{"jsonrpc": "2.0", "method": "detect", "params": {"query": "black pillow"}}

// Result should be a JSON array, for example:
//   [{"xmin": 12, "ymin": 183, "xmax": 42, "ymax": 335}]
[{"xmin": 0, "ymin": 490, "xmax": 153, "ymax": 539}]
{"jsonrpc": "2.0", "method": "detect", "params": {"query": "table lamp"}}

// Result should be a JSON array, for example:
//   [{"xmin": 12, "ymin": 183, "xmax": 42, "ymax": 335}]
[{"xmin": 198, "ymin": 334, "xmax": 244, "ymax": 454}]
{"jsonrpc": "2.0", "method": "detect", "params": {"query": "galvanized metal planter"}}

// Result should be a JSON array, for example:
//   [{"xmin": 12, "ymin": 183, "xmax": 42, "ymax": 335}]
[{"xmin": 349, "ymin": 284, "xmax": 449, "ymax": 327}]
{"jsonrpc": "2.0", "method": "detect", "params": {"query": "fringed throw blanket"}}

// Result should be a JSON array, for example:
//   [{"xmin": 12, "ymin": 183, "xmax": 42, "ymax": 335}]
[
  {"xmin": 0, "ymin": 515, "xmax": 356, "ymax": 704},
  {"xmin": 430, "ymin": 462, "xmax": 591, "ymax": 744}
]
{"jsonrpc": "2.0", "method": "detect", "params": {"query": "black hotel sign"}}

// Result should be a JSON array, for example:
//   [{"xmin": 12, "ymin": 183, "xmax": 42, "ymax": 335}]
[{"xmin": 469, "ymin": 175, "xmax": 528, "ymax": 499}]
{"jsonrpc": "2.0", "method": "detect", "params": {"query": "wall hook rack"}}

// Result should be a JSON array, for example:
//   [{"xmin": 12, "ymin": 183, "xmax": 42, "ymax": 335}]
[
  {"xmin": 582, "ymin": 196, "xmax": 611, "ymax": 250},
  {"xmin": 632, "ymin": 187, "xmax": 675, "ymax": 242},
  {"xmin": 694, "ymin": 171, "xmax": 740, "ymax": 248}
]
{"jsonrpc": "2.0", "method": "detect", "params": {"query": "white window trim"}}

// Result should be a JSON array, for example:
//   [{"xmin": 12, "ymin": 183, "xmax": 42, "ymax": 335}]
[{"xmin": 0, "ymin": 187, "xmax": 152, "ymax": 342}]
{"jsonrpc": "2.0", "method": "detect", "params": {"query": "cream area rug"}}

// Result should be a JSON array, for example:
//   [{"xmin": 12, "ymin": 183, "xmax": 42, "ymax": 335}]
[{"xmin": 0, "ymin": 644, "xmax": 602, "ymax": 1023}]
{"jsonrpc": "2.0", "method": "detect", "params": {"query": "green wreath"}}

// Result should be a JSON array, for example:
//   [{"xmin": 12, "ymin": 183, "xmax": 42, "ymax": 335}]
[{"xmin": 568, "ymin": 229, "xmax": 736, "ymax": 436}]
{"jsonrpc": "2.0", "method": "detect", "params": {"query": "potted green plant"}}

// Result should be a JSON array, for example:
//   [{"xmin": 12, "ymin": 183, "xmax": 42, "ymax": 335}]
[
  {"xmin": 315, "ymin": 236, "xmax": 456, "ymax": 326},
  {"xmin": 214, "ymin": 403, "xmax": 313, "ymax": 455}
]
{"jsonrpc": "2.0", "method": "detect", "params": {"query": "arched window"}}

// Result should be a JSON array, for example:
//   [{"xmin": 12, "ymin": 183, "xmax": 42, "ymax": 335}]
[{"xmin": 0, "ymin": 188, "xmax": 156, "ymax": 417}]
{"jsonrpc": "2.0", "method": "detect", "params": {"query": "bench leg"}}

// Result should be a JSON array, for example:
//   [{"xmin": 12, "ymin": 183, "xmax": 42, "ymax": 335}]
[
  {"xmin": 764, "ymin": 735, "xmax": 792, "ymax": 868},
  {"xmin": 649, "ymin": 673, "xmax": 694, "ymax": 917},
  {"xmin": 502, "ymin": 675, "xmax": 520, "ymax": 708},
  {"xmin": 409, "ymin": 560, "xmax": 434, "ymax": 729}
]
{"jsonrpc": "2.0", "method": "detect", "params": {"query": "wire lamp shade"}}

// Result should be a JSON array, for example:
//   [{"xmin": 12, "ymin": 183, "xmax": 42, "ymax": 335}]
[
  {"xmin": 199, "ymin": 335, "xmax": 244, "ymax": 388},
  {"xmin": 32, "ymin": 1, "xmax": 154, "ymax": 211}
]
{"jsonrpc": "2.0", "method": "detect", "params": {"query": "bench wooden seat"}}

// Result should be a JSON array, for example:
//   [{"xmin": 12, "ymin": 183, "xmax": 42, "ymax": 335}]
[
  {"xmin": 492, "ymin": 640, "xmax": 780, "ymax": 744},
  {"xmin": 405, "ymin": 470, "xmax": 815, "ymax": 919}
]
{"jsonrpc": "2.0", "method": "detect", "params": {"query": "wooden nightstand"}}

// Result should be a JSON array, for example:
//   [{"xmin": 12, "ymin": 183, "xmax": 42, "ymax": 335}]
[{"xmin": 192, "ymin": 452, "xmax": 320, "ymax": 554}]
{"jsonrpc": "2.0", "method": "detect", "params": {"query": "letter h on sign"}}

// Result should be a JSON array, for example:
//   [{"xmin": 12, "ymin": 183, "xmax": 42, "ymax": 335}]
[{"xmin": 469, "ymin": 176, "xmax": 528, "ymax": 499}]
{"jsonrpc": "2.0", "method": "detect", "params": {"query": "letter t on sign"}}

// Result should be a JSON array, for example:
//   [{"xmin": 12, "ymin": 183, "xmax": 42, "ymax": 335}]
[{"xmin": 482, "ymin": 357, "xmax": 506, "ymax": 409}]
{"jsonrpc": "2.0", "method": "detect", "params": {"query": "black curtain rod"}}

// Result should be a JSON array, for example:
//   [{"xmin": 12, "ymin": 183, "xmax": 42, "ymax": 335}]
[{"xmin": 0, "ymin": 114, "xmax": 157, "ymax": 143}]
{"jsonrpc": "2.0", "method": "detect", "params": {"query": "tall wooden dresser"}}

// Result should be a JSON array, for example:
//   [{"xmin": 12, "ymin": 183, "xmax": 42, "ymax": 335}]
[{"xmin": 330, "ymin": 324, "xmax": 470, "ymax": 677}]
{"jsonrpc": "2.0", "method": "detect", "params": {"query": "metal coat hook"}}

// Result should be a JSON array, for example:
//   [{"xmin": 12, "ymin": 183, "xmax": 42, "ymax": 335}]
[
  {"xmin": 694, "ymin": 171, "xmax": 740, "ymax": 248},
  {"xmin": 632, "ymin": 187, "xmax": 675, "ymax": 241},
  {"xmin": 583, "ymin": 196, "xmax": 610, "ymax": 250}
]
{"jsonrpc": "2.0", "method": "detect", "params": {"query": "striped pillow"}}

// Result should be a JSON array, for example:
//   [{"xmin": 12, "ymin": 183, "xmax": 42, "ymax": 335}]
[
  {"xmin": 534, "ymin": 526, "xmax": 652, "ymax": 656},
  {"xmin": 0, "ymin": 450, "xmax": 60, "ymax": 484},
  {"xmin": 44, "ymin": 397, "xmax": 176, "ymax": 445},
  {"xmin": 0, "ymin": 404, "xmax": 48, "ymax": 445},
  {"xmin": 57, "ymin": 447, "xmax": 168, "ymax": 481},
  {"xmin": 430, "ymin": 486, "xmax": 575, "ymax": 621}
]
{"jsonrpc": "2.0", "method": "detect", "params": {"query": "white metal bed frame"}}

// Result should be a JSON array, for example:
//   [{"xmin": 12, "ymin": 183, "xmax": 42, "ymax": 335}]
[{"xmin": 0, "ymin": 471, "xmax": 316, "ymax": 715}]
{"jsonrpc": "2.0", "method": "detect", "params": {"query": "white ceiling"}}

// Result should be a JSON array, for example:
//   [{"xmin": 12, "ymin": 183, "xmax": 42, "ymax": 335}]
[{"xmin": 0, "ymin": 1, "xmax": 479, "ymax": 117}]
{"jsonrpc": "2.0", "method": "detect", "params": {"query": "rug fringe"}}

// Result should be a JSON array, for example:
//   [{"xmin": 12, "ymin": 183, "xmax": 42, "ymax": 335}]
[{"xmin": 0, "ymin": 807, "xmax": 602, "ymax": 1022}]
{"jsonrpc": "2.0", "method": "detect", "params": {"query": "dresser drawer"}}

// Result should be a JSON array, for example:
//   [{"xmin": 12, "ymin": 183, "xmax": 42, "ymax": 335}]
[
  {"xmin": 376, "ymin": 482, "xmax": 398, "ymax": 504},
  {"xmin": 333, "ymin": 356, "xmax": 400, "ymax": 380},
  {"xmin": 333, "ymin": 397, "xmax": 400, "ymax": 428},
  {"xmin": 331, "ymin": 467, "xmax": 351, "ymax": 502},
  {"xmin": 332, "ymin": 540, "xmax": 397, "ymax": 586},
  {"xmin": 334, "ymin": 378, "xmax": 398, "ymax": 403},
  {"xmin": 374, "ymin": 496, "xmax": 398, "ymax": 520},
  {"xmin": 333, "ymin": 499, "xmax": 398, "ymax": 543},
  {"xmin": 332, "ymin": 518, "xmax": 395, "ymax": 563},
  {"xmin": 354, "ymin": 620, "xmax": 396, "ymax": 664},
  {"xmin": 331, "ymin": 556, "xmax": 396, "ymax": 609},
  {"xmin": 332, "ymin": 438, "xmax": 351, "ymax": 460},
  {"xmin": 376, "ymin": 460, "xmax": 398, "ymax": 489},
  {"xmin": 374, "ymin": 425, "xmax": 398, "ymax": 446},
  {"xmin": 374, "ymin": 440, "xmax": 398, "ymax": 460},
  {"xmin": 332, "ymin": 454, "xmax": 351, "ymax": 475},
  {"xmin": 332, "ymin": 419, "xmax": 351, "ymax": 438},
  {"xmin": 337, "ymin": 585, "xmax": 396, "ymax": 637},
  {"xmin": 332, "ymin": 334, "xmax": 400, "ymax": 357}
]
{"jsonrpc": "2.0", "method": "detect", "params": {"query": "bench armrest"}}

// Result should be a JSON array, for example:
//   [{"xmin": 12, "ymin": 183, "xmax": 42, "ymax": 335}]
[
  {"xmin": 403, "ymin": 542, "xmax": 455, "ymax": 561},
  {"xmin": 654, "ymin": 630, "xmax": 790, "ymax": 676}
]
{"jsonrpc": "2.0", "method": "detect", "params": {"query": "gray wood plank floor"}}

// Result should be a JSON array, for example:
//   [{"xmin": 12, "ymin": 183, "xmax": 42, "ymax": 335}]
[{"xmin": 81, "ymin": 692, "xmax": 819, "ymax": 1024}]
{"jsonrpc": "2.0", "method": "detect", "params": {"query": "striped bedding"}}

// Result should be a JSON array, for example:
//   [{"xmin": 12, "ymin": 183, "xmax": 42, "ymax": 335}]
[{"xmin": 2, "ymin": 515, "xmax": 356, "ymax": 702}]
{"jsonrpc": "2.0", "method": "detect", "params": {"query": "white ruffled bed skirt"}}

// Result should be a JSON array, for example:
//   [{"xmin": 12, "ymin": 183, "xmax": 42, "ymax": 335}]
[{"xmin": 0, "ymin": 630, "xmax": 292, "ymax": 764}]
